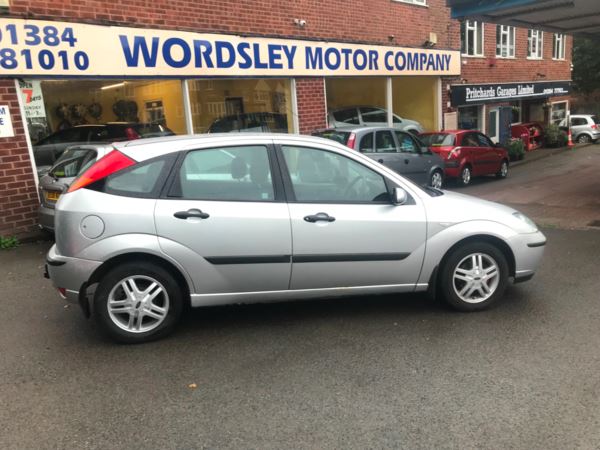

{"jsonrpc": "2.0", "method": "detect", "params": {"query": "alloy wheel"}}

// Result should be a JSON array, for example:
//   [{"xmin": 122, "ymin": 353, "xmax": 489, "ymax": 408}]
[
  {"xmin": 430, "ymin": 171, "xmax": 443, "ymax": 189},
  {"xmin": 461, "ymin": 167, "xmax": 471, "ymax": 185},
  {"xmin": 107, "ymin": 275, "xmax": 170, "ymax": 333},
  {"xmin": 500, "ymin": 161, "xmax": 508, "ymax": 177},
  {"xmin": 452, "ymin": 253, "xmax": 500, "ymax": 304}
]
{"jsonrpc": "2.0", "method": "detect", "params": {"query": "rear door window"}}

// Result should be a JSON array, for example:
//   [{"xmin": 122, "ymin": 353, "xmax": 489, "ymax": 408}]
[
  {"xmin": 462, "ymin": 132, "xmax": 479, "ymax": 147},
  {"xmin": 358, "ymin": 132, "xmax": 374, "ymax": 153},
  {"xmin": 571, "ymin": 118, "xmax": 587, "ymax": 126},
  {"xmin": 395, "ymin": 132, "xmax": 418, "ymax": 153},
  {"xmin": 172, "ymin": 146, "xmax": 275, "ymax": 202},
  {"xmin": 477, "ymin": 133, "xmax": 494, "ymax": 147}
]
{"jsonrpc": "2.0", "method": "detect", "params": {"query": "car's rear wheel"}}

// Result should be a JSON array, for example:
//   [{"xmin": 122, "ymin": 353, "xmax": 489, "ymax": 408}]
[
  {"xmin": 439, "ymin": 242, "xmax": 509, "ymax": 311},
  {"xmin": 93, "ymin": 262, "xmax": 183, "ymax": 343},
  {"xmin": 496, "ymin": 160, "xmax": 509, "ymax": 179},
  {"xmin": 458, "ymin": 165, "xmax": 472, "ymax": 186},
  {"xmin": 429, "ymin": 170, "xmax": 444, "ymax": 189},
  {"xmin": 577, "ymin": 134, "xmax": 592, "ymax": 144}
]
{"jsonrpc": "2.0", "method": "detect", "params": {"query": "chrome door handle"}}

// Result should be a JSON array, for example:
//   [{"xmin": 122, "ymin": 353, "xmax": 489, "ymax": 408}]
[
  {"xmin": 304, "ymin": 212, "xmax": 336, "ymax": 223},
  {"xmin": 174, "ymin": 209, "xmax": 210, "ymax": 220},
  {"xmin": 378, "ymin": 159, "xmax": 384, "ymax": 163},
  {"xmin": 404, "ymin": 159, "xmax": 410, "ymax": 164}
]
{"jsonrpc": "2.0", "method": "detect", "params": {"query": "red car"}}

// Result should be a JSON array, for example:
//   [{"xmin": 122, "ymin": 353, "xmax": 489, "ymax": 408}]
[{"xmin": 419, "ymin": 130, "xmax": 509, "ymax": 186}]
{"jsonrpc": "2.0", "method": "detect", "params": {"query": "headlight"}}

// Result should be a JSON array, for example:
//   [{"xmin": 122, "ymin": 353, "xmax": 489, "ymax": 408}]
[{"xmin": 512, "ymin": 212, "xmax": 538, "ymax": 232}]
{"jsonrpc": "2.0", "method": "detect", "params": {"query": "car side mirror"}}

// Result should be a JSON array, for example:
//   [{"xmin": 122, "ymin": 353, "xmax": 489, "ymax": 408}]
[{"xmin": 392, "ymin": 187, "xmax": 408, "ymax": 205}]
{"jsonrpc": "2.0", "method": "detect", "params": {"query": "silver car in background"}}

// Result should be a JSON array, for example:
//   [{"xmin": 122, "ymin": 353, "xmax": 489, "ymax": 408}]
[
  {"xmin": 328, "ymin": 106, "xmax": 424, "ymax": 134},
  {"xmin": 38, "ymin": 145, "xmax": 113, "ymax": 232},
  {"xmin": 559, "ymin": 114, "xmax": 600, "ymax": 143},
  {"xmin": 46, "ymin": 134, "xmax": 546, "ymax": 343}
]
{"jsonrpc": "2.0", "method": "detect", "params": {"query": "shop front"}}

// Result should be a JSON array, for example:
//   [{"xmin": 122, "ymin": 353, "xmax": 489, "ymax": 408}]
[{"xmin": 449, "ymin": 80, "xmax": 571, "ymax": 142}]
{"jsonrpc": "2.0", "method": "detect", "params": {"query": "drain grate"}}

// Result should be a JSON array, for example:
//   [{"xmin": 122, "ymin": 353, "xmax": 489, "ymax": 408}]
[{"xmin": 588, "ymin": 220, "xmax": 600, "ymax": 227}]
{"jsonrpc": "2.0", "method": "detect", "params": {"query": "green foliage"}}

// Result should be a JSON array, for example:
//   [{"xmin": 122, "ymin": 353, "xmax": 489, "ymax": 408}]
[
  {"xmin": 507, "ymin": 138, "xmax": 525, "ymax": 161},
  {"xmin": 544, "ymin": 124, "xmax": 568, "ymax": 148},
  {"xmin": 573, "ymin": 37, "xmax": 600, "ymax": 94},
  {"xmin": 0, "ymin": 235, "xmax": 19, "ymax": 250}
]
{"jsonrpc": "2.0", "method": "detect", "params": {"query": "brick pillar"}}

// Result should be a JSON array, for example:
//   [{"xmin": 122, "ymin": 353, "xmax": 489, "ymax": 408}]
[
  {"xmin": 0, "ymin": 79, "xmax": 39, "ymax": 239},
  {"xmin": 295, "ymin": 78, "xmax": 327, "ymax": 134}
]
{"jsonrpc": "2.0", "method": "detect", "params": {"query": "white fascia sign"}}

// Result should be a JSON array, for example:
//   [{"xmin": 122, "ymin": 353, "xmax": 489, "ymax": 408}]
[{"xmin": 0, "ymin": 105, "xmax": 15, "ymax": 138}]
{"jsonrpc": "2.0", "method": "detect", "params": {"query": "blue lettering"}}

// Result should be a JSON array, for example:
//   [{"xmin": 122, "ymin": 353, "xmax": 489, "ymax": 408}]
[
  {"xmin": 426, "ymin": 54, "xmax": 435, "ymax": 70},
  {"xmin": 162, "ymin": 38, "xmax": 191, "ymax": 68},
  {"xmin": 216, "ymin": 41, "xmax": 235, "ymax": 68},
  {"xmin": 443, "ymin": 54, "xmax": 451, "ymax": 71},
  {"xmin": 193, "ymin": 40, "xmax": 214, "ymax": 68},
  {"xmin": 324, "ymin": 48, "xmax": 341, "ymax": 70},
  {"xmin": 237, "ymin": 42, "xmax": 252, "ymax": 69},
  {"xmin": 119, "ymin": 35, "xmax": 158, "ymax": 67},
  {"xmin": 306, "ymin": 47, "xmax": 323, "ymax": 70},
  {"xmin": 353, "ymin": 49, "xmax": 367, "ymax": 70},
  {"xmin": 395, "ymin": 51, "xmax": 406, "ymax": 70},
  {"xmin": 435, "ymin": 54, "xmax": 444, "ymax": 70},
  {"xmin": 341, "ymin": 48, "xmax": 352, "ymax": 70},
  {"xmin": 420, "ymin": 53, "xmax": 427, "ymax": 70},
  {"xmin": 253, "ymin": 43, "xmax": 268, "ymax": 69},
  {"xmin": 368, "ymin": 50, "xmax": 379, "ymax": 70},
  {"xmin": 384, "ymin": 51, "xmax": 394, "ymax": 71},
  {"xmin": 282, "ymin": 45, "xmax": 297, "ymax": 69},
  {"xmin": 268, "ymin": 44, "xmax": 283, "ymax": 69},
  {"xmin": 0, "ymin": 106, "xmax": 5, "ymax": 114},
  {"xmin": 407, "ymin": 52, "xmax": 419, "ymax": 71},
  {"xmin": 0, "ymin": 118, "xmax": 4, "ymax": 125}
]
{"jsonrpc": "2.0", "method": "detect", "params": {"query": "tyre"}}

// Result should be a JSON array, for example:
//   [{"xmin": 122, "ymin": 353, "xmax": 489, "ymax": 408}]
[
  {"xmin": 438, "ymin": 242, "xmax": 509, "ymax": 311},
  {"xmin": 577, "ymin": 134, "xmax": 592, "ymax": 144},
  {"xmin": 495, "ymin": 160, "xmax": 509, "ymax": 179},
  {"xmin": 93, "ymin": 262, "xmax": 184, "ymax": 343},
  {"xmin": 458, "ymin": 165, "xmax": 472, "ymax": 186},
  {"xmin": 429, "ymin": 170, "xmax": 444, "ymax": 189}
]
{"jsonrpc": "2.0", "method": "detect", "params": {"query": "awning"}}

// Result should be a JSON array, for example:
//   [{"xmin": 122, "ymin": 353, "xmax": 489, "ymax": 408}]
[{"xmin": 447, "ymin": 0, "xmax": 600, "ymax": 39}]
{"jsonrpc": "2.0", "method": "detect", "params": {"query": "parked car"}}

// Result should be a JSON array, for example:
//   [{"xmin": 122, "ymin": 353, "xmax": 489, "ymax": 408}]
[
  {"xmin": 328, "ymin": 106, "xmax": 424, "ymax": 134},
  {"xmin": 38, "ymin": 144, "xmax": 114, "ymax": 232},
  {"xmin": 559, "ymin": 114, "xmax": 600, "ymax": 143},
  {"xmin": 207, "ymin": 112, "xmax": 288, "ymax": 133},
  {"xmin": 313, "ymin": 127, "xmax": 445, "ymax": 189},
  {"xmin": 33, "ymin": 123, "xmax": 174, "ymax": 176},
  {"xmin": 46, "ymin": 134, "xmax": 545, "ymax": 343},
  {"xmin": 419, "ymin": 130, "xmax": 509, "ymax": 186}
]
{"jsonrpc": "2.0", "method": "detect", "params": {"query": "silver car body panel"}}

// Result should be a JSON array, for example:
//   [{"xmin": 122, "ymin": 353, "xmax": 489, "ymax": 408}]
[{"xmin": 47, "ymin": 133, "xmax": 545, "ymax": 309}]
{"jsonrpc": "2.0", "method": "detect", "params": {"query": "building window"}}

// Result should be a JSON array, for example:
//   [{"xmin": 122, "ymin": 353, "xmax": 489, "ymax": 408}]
[
  {"xmin": 551, "ymin": 101, "xmax": 568, "ymax": 125},
  {"xmin": 461, "ymin": 21, "xmax": 484, "ymax": 56},
  {"xmin": 528, "ymin": 29, "xmax": 543, "ymax": 59},
  {"xmin": 553, "ymin": 34, "xmax": 566, "ymax": 60},
  {"xmin": 393, "ymin": 0, "xmax": 427, "ymax": 5},
  {"xmin": 458, "ymin": 105, "xmax": 482, "ymax": 131},
  {"xmin": 496, "ymin": 25, "xmax": 515, "ymax": 58}
]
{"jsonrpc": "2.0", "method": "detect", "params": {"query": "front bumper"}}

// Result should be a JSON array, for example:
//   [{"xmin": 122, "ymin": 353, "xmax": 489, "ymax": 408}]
[
  {"xmin": 45, "ymin": 244, "xmax": 102, "ymax": 304},
  {"xmin": 509, "ymin": 230, "xmax": 547, "ymax": 283}
]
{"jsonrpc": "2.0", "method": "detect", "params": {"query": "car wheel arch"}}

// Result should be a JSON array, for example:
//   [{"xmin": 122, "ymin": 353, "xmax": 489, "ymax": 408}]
[{"xmin": 86, "ymin": 252, "xmax": 192, "ymax": 308}]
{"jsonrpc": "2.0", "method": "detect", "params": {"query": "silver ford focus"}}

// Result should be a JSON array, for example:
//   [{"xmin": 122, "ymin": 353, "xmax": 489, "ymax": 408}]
[{"xmin": 45, "ymin": 134, "xmax": 546, "ymax": 343}]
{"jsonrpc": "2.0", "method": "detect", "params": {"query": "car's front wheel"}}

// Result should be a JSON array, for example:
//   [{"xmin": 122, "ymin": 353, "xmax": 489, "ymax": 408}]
[
  {"xmin": 439, "ymin": 242, "xmax": 509, "ymax": 311},
  {"xmin": 93, "ymin": 262, "xmax": 183, "ymax": 343}
]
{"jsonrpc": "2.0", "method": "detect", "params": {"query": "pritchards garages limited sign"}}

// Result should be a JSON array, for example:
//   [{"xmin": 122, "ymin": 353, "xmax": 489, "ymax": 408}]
[{"xmin": 0, "ymin": 18, "xmax": 460, "ymax": 77}]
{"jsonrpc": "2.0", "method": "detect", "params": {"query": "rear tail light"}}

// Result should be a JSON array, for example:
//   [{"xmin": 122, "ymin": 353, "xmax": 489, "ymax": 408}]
[
  {"xmin": 67, "ymin": 149, "xmax": 135, "ymax": 193},
  {"xmin": 125, "ymin": 127, "xmax": 140, "ymax": 140},
  {"xmin": 346, "ymin": 132, "xmax": 356, "ymax": 149},
  {"xmin": 592, "ymin": 124, "xmax": 597, "ymax": 130}
]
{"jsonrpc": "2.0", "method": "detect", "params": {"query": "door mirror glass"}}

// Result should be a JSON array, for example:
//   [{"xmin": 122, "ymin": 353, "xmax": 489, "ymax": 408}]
[{"xmin": 392, "ymin": 187, "xmax": 408, "ymax": 205}]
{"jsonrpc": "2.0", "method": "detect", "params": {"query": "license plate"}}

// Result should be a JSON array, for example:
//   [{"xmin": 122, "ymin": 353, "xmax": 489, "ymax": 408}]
[{"xmin": 45, "ymin": 191, "xmax": 61, "ymax": 202}]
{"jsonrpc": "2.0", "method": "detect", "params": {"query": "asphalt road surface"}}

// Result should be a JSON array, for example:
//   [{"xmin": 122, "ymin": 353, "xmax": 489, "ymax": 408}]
[{"xmin": 1, "ymin": 146, "xmax": 599, "ymax": 449}]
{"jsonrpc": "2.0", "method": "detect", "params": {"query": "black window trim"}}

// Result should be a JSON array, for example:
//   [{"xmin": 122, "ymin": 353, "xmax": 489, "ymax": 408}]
[
  {"xmin": 358, "ymin": 131, "xmax": 375, "ymax": 153},
  {"xmin": 162, "ymin": 143, "xmax": 286, "ymax": 203},
  {"xmin": 274, "ymin": 143, "xmax": 403, "ymax": 205}
]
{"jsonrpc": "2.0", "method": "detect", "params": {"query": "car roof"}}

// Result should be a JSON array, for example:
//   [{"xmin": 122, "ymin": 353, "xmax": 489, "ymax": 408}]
[{"xmin": 315, "ymin": 126, "xmax": 404, "ymax": 133}]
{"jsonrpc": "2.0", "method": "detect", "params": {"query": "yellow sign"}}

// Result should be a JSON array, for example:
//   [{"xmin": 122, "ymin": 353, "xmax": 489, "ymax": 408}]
[{"xmin": 0, "ymin": 18, "xmax": 461, "ymax": 78}]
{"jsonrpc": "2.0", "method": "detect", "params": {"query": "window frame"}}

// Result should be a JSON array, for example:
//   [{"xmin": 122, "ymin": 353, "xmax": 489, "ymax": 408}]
[
  {"xmin": 461, "ymin": 20, "xmax": 484, "ymax": 57},
  {"xmin": 164, "ymin": 144, "xmax": 286, "ymax": 203},
  {"xmin": 274, "ymin": 144, "xmax": 397, "ymax": 205},
  {"xmin": 496, "ymin": 25, "xmax": 516, "ymax": 58},
  {"xmin": 528, "ymin": 29, "xmax": 544, "ymax": 59},
  {"xmin": 553, "ymin": 33, "xmax": 566, "ymax": 60}
]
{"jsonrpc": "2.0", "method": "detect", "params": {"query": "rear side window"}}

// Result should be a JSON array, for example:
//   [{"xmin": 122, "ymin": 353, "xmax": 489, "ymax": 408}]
[
  {"xmin": 50, "ymin": 148, "xmax": 97, "ymax": 178},
  {"xmin": 477, "ymin": 134, "xmax": 494, "ymax": 147},
  {"xmin": 105, "ymin": 160, "xmax": 166, "ymax": 195},
  {"xmin": 172, "ymin": 146, "xmax": 275, "ymax": 202},
  {"xmin": 332, "ymin": 108, "xmax": 359, "ymax": 125}
]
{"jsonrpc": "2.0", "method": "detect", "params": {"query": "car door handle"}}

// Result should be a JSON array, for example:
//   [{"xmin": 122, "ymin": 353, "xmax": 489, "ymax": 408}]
[
  {"xmin": 378, "ymin": 159, "xmax": 384, "ymax": 164},
  {"xmin": 174, "ymin": 209, "xmax": 210, "ymax": 220},
  {"xmin": 304, "ymin": 212, "xmax": 336, "ymax": 223},
  {"xmin": 404, "ymin": 159, "xmax": 410, "ymax": 164}
]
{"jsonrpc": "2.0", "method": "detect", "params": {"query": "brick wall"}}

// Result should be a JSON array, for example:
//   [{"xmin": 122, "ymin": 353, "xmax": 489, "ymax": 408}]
[
  {"xmin": 296, "ymin": 78, "xmax": 327, "ymax": 134},
  {"xmin": 0, "ymin": 81, "xmax": 39, "ymax": 238}
]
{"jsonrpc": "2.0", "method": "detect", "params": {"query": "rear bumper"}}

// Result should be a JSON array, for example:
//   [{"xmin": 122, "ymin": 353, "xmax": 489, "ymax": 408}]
[
  {"xmin": 38, "ymin": 204, "xmax": 55, "ymax": 232},
  {"xmin": 45, "ymin": 244, "xmax": 102, "ymax": 304}
]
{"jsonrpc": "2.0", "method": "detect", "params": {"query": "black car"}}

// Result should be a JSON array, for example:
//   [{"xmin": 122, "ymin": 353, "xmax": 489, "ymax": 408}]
[
  {"xmin": 207, "ymin": 112, "xmax": 288, "ymax": 133},
  {"xmin": 33, "ymin": 122, "xmax": 174, "ymax": 176}
]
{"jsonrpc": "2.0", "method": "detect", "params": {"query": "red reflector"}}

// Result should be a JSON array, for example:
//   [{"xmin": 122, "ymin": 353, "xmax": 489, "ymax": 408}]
[
  {"xmin": 57, "ymin": 287, "xmax": 67, "ymax": 298},
  {"xmin": 347, "ymin": 132, "xmax": 356, "ymax": 149},
  {"xmin": 125, "ymin": 127, "xmax": 140, "ymax": 140},
  {"xmin": 67, "ymin": 149, "xmax": 135, "ymax": 193}
]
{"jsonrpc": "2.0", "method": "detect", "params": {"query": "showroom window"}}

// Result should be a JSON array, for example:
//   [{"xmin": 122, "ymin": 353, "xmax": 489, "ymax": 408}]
[
  {"xmin": 553, "ymin": 34, "xmax": 566, "ymax": 60},
  {"xmin": 496, "ymin": 25, "xmax": 515, "ymax": 58},
  {"xmin": 551, "ymin": 101, "xmax": 568, "ymax": 125},
  {"xmin": 326, "ymin": 78, "xmax": 387, "ymax": 127},
  {"xmin": 528, "ymin": 30, "xmax": 543, "ymax": 59},
  {"xmin": 458, "ymin": 105, "xmax": 482, "ymax": 131},
  {"xmin": 461, "ymin": 21, "xmax": 484, "ymax": 56},
  {"xmin": 187, "ymin": 79, "xmax": 293, "ymax": 134}
]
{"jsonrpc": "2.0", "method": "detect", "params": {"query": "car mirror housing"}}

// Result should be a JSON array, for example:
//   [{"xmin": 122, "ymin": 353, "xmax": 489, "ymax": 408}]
[{"xmin": 392, "ymin": 187, "xmax": 408, "ymax": 205}]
